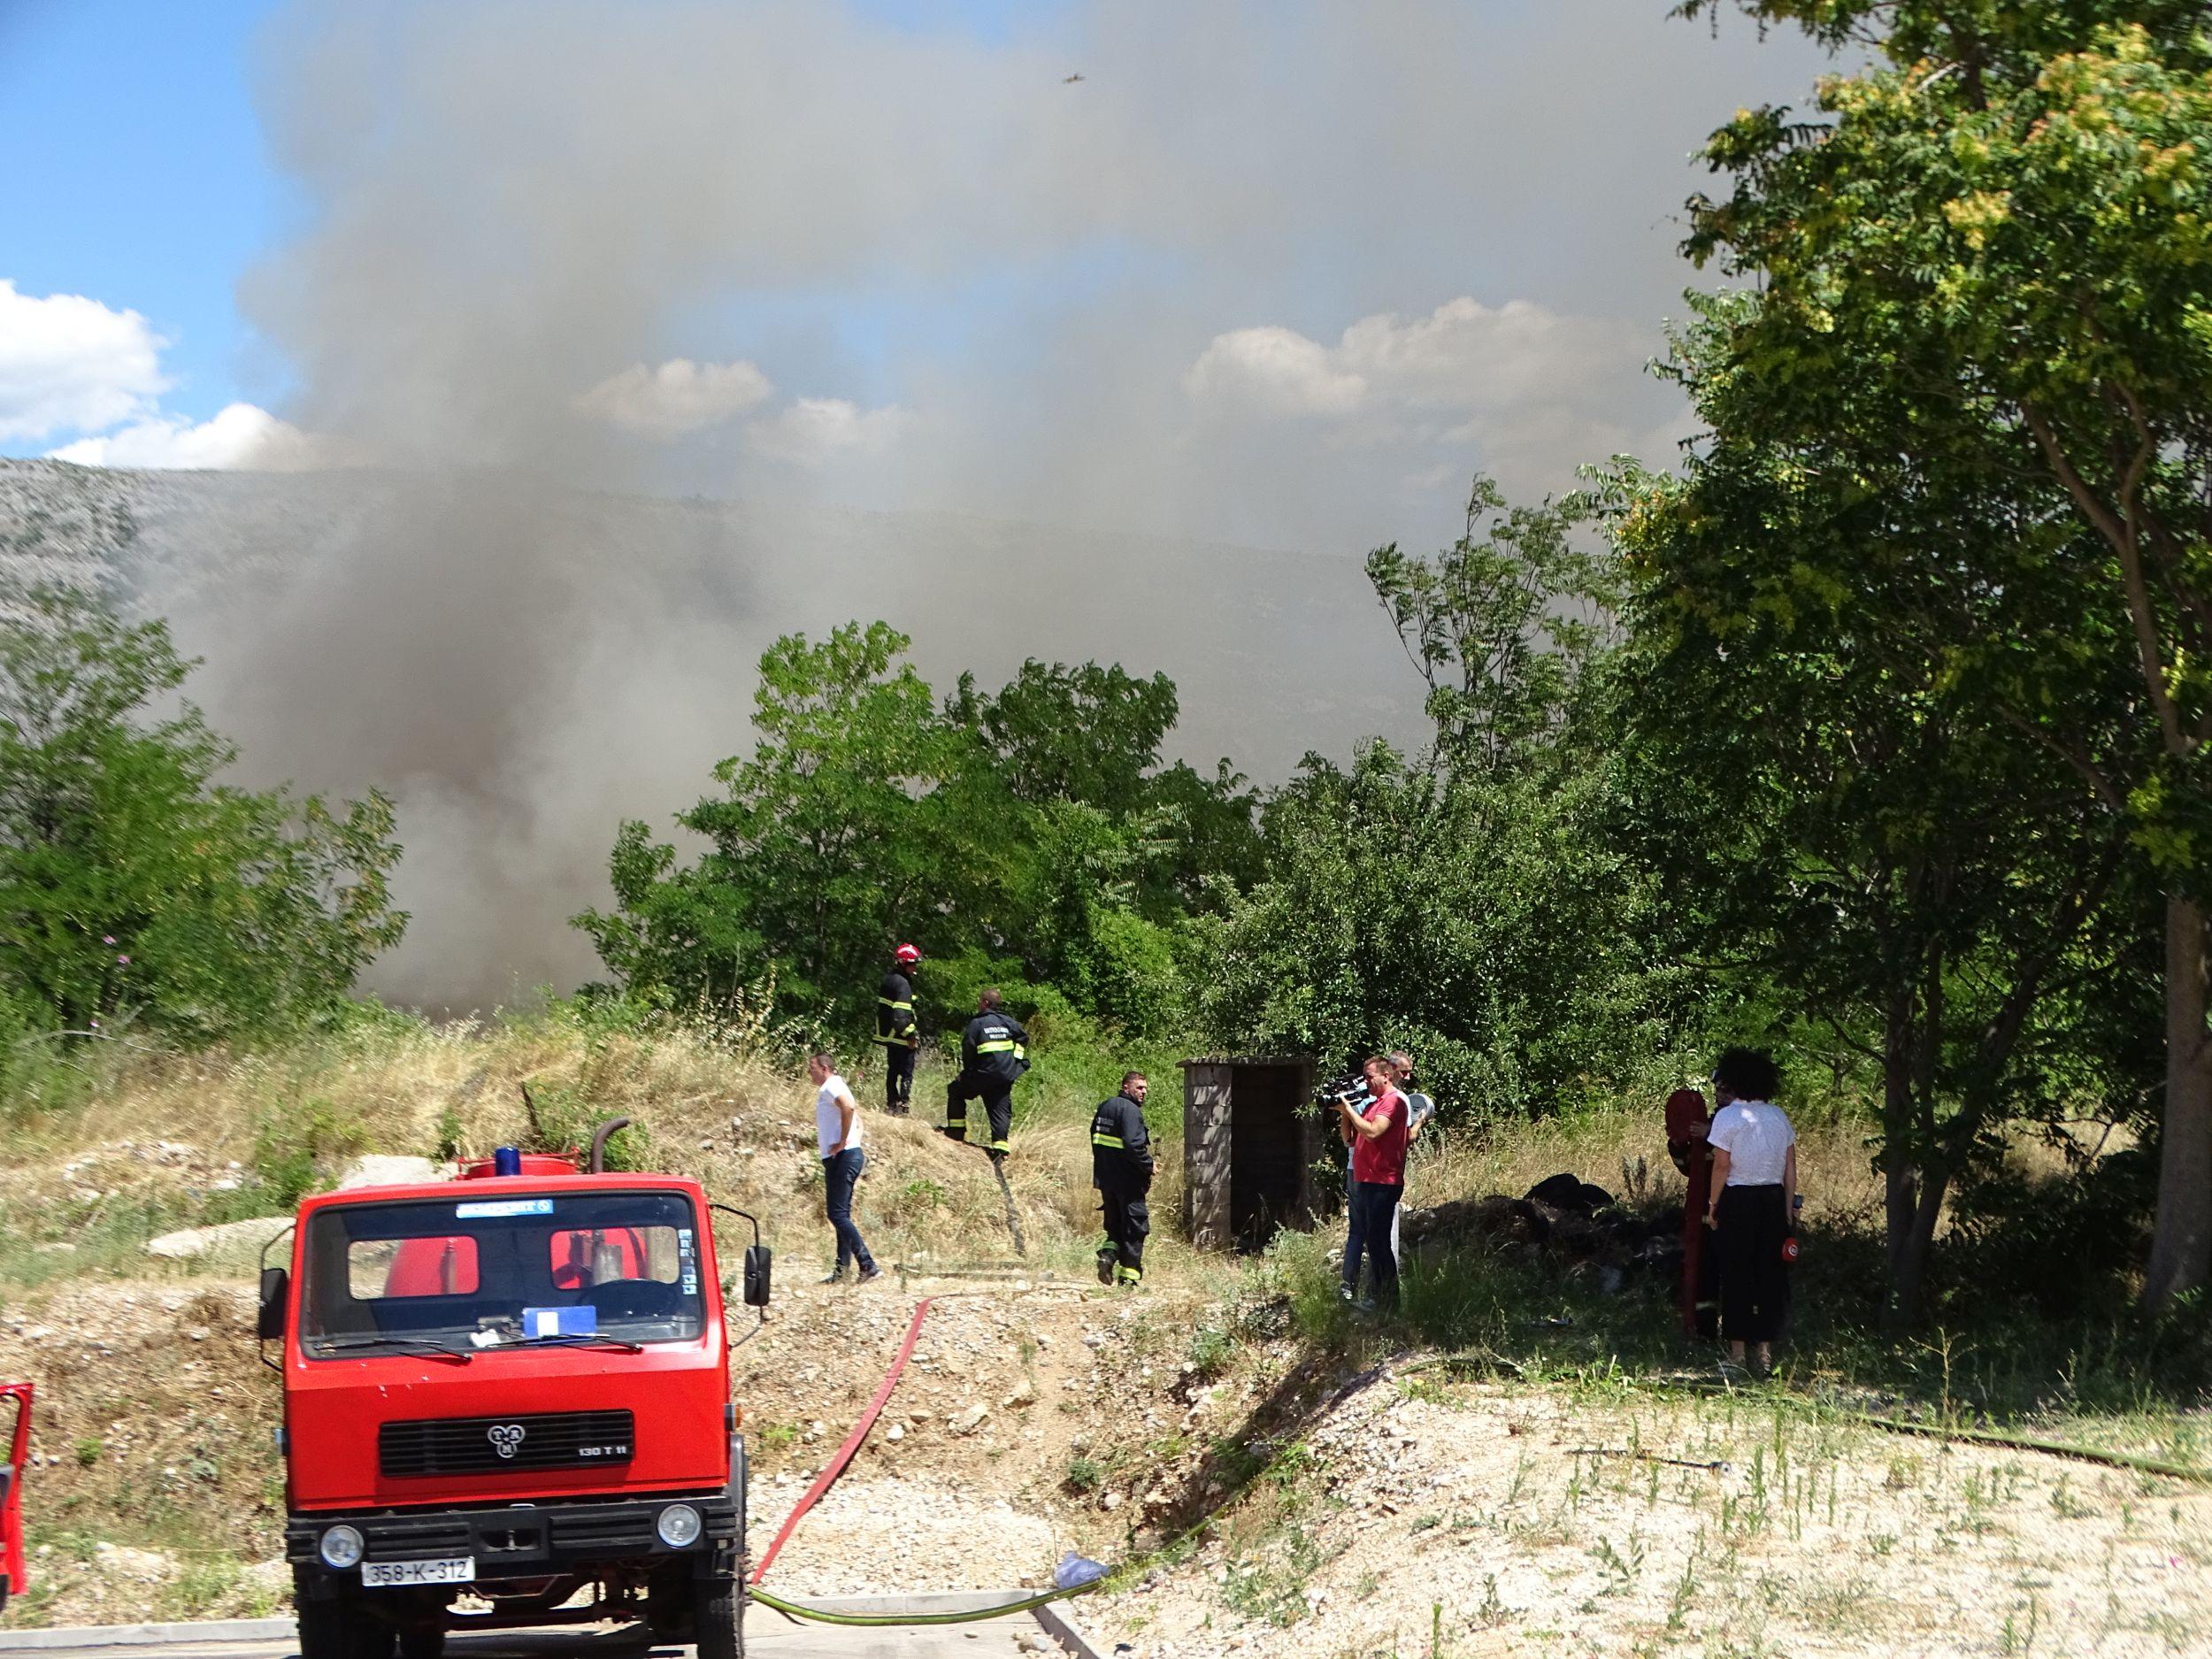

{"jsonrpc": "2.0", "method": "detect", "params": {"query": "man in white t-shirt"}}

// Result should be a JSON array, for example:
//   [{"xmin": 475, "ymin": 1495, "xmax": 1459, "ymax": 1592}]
[{"xmin": 809, "ymin": 1052, "xmax": 880, "ymax": 1285}]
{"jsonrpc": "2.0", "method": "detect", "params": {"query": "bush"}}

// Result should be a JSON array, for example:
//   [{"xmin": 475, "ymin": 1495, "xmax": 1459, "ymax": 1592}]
[
  {"xmin": 1944, "ymin": 1147, "xmax": 2160, "ymax": 1324},
  {"xmin": 519, "ymin": 1079, "xmax": 656, "ymax": 1172},
  {"xmin": 0, "ymin": 590, "xmax": 407, "ymax": 1045},
  {"xmin": 252, "ymin": 1098, "xmax": 369, "ymax": 1207}
]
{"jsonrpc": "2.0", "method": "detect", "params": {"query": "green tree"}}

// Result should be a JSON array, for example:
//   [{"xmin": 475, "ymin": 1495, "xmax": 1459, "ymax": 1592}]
[
  {"xmin": 0, "ymin": 589, "xmax": 407, "ymax": 1042},
  {"xmin": 1678, "ymin": 0, "xmax": 2212, "ymax": 1304},
  {"xmin": 578, "ymin": 626, "xmax": 1256, "ymax": 1042},
  {"xmin": 577, "ymin": 620, "xmax": 958, "ymax": 1021},
  {"xmin": 1366, "ymin": 477, "xmax": 1618, "ymax": 778},
  {"xmin": 1605, "ymin": 370, "xmax": 2158, "ymax": 1317},
  {"xmin": 1202, "ymin": 481, "xmax": 1679, "ymax": 1115}
]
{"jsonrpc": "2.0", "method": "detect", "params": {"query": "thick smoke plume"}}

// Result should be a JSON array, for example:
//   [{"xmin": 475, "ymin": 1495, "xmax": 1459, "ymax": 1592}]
[{"xmin": 137, "ymin": 0, "xmax": 1824, "ymax": 1009}]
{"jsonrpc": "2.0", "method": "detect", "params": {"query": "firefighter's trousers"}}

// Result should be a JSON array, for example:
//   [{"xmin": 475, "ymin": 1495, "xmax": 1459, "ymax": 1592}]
[
  {"xmin": 879, "ymin": 1042, "xmax": 915, "ymax": 1113},
  {"xmin": 945, "ymin": 1073, "xmax": 1013, "ymax": 1153},
  {"xmin": 1098, "ymin": 1182, "xmax": 1149, "ymax": 1283}
]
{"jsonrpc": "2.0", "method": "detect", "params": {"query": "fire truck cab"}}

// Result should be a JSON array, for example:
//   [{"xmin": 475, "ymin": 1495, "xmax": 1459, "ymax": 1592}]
[{"xmin": 260, "ymin": 1138, "xmax": 767, "ymax": 1658}]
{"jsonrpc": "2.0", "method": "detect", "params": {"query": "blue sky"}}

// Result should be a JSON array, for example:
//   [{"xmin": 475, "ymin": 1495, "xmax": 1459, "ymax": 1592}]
[
  {"xmin": 1, "ymin": 0, "xmax": 287, "ymax": 437},
  {"xmin": 0, "ymin": 0, "xmax": 1075, "ymax": 450}
]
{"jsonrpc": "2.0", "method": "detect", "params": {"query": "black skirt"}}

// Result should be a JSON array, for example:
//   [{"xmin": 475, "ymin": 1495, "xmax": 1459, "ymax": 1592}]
[{"xmin": 1714, "ymin": 1183, "xmax": 1789, "ymax": 1344}]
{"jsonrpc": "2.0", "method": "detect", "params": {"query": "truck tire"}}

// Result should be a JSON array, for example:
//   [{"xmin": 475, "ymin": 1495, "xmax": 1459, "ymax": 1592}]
[
  {"xmin": 693, "ymin": 1576, "xmax": 744, "ymax": 1659},
  {"xmin": 296, "ymin": 1595, "xmax": 394, "ymax": 1659}
]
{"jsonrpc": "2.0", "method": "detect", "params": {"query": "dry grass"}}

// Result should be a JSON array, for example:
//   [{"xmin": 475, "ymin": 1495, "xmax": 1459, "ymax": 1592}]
[{"xmin": 1402, "ymin": 1099, "xmax": 1885, "ymax": 1231}]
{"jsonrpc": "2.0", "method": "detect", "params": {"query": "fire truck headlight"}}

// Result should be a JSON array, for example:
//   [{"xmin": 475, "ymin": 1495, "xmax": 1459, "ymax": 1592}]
[
  {"xmin": 656, "ymin": 1503, "xmax": 703, "ymax": 1548},
  {"xmin": 318, "ymin": 1525, "xmax": 365, "ymax": 1570}
]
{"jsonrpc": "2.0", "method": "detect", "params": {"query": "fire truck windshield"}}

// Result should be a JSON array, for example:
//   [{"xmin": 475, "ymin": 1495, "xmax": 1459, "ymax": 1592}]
[{"xmin": 298, "ymin": 1190, "xmax": 706, "ymax": 1358}]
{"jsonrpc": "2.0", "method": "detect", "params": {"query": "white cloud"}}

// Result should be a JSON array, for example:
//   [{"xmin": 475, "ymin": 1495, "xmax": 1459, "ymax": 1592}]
[
  {"xmin": 0, "ymin": 280, "xmax": 169, "ymax": 442},
  {"xmin": 47, "ymin": 403, "xmax": 320, "ymax": 470},
  {"xmin": 745, "ymin": 397, "xmax": 911, "ymax": 465},
  {"xmin": 1181, "ymin": 326, "xmax": 1368, "ymax": 418},
  {"xmin": 1186, "ymin": 296, "xmax": 1642, "ymax": 428},
  {"xmin": 574, "ymin": 357, "xmax": 774, "ymax": 438}
]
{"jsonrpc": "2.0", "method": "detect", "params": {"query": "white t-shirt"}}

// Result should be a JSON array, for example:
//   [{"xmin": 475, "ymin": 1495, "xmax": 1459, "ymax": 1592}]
[
  {"xmin": 1709, "ymin": 1100, "xmax": 1793, "ymax": 1187},
  {"xmin": 815, "ymin": 1074, "xmax": 861, "ymax": 1158}
]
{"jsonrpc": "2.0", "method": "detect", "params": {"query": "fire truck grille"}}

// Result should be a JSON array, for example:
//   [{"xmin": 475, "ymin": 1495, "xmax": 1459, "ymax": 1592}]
[{"xmin": 379, "ymin": 1409, "xmax": 635, "ymax": 1479}]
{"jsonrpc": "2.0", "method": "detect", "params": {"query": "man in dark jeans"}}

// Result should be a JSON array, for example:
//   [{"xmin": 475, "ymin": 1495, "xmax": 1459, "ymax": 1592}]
[
  {"xmin": 809, "ymin": 1052, "xmax": 879, "ymax": 1285},
  {"xmin": 1335, "ymin": 1055, "xmax": 1409, "ymax": 1310}
]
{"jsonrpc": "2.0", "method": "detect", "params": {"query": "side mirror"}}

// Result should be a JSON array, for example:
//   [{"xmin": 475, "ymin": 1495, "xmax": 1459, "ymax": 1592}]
[
  {"xmin": 257, "ymin": 1267, "xmax": 289, "ymax": 1342},
  {"xmin": 742, "ymin": 1245, "xmax": 772, "ymax": 1307}
]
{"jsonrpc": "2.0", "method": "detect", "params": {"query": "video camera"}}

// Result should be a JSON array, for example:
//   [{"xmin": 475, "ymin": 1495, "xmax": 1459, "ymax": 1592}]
[{"xmin": 1316, "ymin": 1072, "xmax": 1369, "ymax": 1110}]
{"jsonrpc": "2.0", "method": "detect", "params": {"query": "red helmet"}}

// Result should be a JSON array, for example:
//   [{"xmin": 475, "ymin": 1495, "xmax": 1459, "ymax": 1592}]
[{"xmin": 895, "ymin": 943, "xmax": 921, "ymax": 965}]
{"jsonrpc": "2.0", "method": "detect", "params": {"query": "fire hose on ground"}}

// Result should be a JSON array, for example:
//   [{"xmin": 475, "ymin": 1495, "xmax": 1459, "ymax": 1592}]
[{"xmin": 745, "ymin": 1293, "xmax": 1113, "ymax": 1630}]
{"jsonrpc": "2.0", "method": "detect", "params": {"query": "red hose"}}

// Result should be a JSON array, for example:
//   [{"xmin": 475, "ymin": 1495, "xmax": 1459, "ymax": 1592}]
[{"xmin": 749, "ymin": 1295, "xmax": 935, "ymax": 1586}]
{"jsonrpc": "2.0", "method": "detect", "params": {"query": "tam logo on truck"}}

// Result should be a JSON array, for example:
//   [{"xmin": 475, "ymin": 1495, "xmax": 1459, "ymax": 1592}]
[{"xmin": 259, "ymin": 1118, "xmax": 773, "ymax": 1659}]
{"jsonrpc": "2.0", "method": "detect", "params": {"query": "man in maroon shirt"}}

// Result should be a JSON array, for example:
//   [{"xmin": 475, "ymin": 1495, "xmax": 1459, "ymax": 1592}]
[{"xmin": 1336, "ymin": 1055, "xmax": 1409, "ymax": 1310}]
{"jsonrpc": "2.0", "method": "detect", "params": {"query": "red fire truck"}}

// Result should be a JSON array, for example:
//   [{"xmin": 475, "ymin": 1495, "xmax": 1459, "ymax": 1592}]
[
  {"xmin": 0, "ymin": 1381, "xmax": 30, "ymax": 1615},
  {"xmin": 260, "ymin": 1130, "xmax": 769, "ymax": 1658}
]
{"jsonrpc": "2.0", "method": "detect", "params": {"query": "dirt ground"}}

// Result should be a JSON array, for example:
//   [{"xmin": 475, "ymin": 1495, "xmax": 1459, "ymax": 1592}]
[{"xmin": 1079, "ymin": 1370, "xmax": 2212, "ymax": 1659}]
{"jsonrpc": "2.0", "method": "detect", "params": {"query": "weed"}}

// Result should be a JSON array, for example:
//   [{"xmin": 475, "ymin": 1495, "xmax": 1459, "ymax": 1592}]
[
  {"xmin": 2000, "ymin": 1591, "xmax": 2043, "ymax": 1655},
  {"xmin": 431, "ymin": 1102, "xmax": 465, "ymax": 1164},
  {"xmin": 1065, "ymin": 1455, "xmax": 1103, "ymax": 1494},
  {"xmin": 73, "ymin": 1438, "xmax": 102, "ymax": 1468},
  {"xmin": 2050, "ymin": 1474, "xmax": 2092, "ymax": 1520},
  {"xmin": 1666, "ymin": 1552, "xmax": 1698, "ymax": 1633},
  {"xmin": 1220, "ymin": 1534, "xmax": 1324, "ymax": 1628},
  {"xmin": 1477, "ymin": 1573, "xmax": 1509, "ymax": 1627},
  {"xmin": 1187, "ymin": 1324, "xmax": 1235, "ymax": 1379},
  {"xmin": 1591, "ymin": 1529, "xmax": 1646, "ymax": 1594}
]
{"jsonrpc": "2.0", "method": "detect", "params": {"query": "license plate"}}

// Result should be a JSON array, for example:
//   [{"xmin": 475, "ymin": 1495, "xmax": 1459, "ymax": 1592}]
[{"xmin": 362, "ymin": 1557, "xmax": 474, "ymax": 1587}]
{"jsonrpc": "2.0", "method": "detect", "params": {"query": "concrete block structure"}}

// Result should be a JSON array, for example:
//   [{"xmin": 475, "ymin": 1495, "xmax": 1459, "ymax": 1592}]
[{"xmin": 1179, "ymin": 1055, "xmax": 1326, "ymax": 1251}]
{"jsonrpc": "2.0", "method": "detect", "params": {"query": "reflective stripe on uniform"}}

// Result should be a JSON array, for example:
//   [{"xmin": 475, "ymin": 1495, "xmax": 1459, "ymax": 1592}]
[
  {"xmin": 975, "ymin": 1040, "xmax": 1017, "ymax": 1053},
  {"xmin": 879, "ymin": 998, "xmax": 913, "ymax": 1010},
  {"xmin": 1013, "ymin": 1044, "xmax": 1027, "ymax": 1061},
  {"xmin": 1092, "ymin": 1133, "xmax": 1125, "ymax": 1147},
  {"xmin": 1116, "ymin": 1265, "xmax": 1142, "ymax": 1282},
  {"xmin": 989, "ymin": 1140, "xmax": 1010, "ymax": 1152}
]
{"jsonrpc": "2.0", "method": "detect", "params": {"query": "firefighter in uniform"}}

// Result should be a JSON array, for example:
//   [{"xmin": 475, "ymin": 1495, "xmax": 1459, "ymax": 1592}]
[
  {"xmin": 943, "ymin": 987, "xmax": 1027, "ymax": 1159},
  {"xmin": 1091, "ymin": 1071, "xmax": 1153, "ymax": 1286},
  {"xmin": 872, "ymin": 944, "xmax": 922, "ymax": 1115}
]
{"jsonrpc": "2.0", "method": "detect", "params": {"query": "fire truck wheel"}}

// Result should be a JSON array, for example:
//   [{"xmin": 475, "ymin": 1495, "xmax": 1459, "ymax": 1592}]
[
  {"xmin": 693, "ymin": 1576, "xmax": 743, "ymax": 1659},
  {"xmin": 296, "ymin": 1595, "xmax": 394, "ymax": 1659}
]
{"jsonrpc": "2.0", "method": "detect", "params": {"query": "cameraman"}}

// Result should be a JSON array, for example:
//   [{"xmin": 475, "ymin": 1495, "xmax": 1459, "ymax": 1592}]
[
  {"xmin": 1335, "ymin": 1055, "xmax": 1409, "ymax": 1310},
  {"xmin": 1386, "ymin": 1050, "xmax": 1432, "ymax": 1262}
]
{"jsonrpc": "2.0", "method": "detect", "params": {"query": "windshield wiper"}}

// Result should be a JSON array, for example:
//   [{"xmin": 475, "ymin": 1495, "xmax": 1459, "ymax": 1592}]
[
  {"xmin": 311, "ymin": 1334, "xmax": 474, "ymax": 1364},
  {"xmin": 511, "ymin": 1333, "xmax": 644, "ymax": 1354}
]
